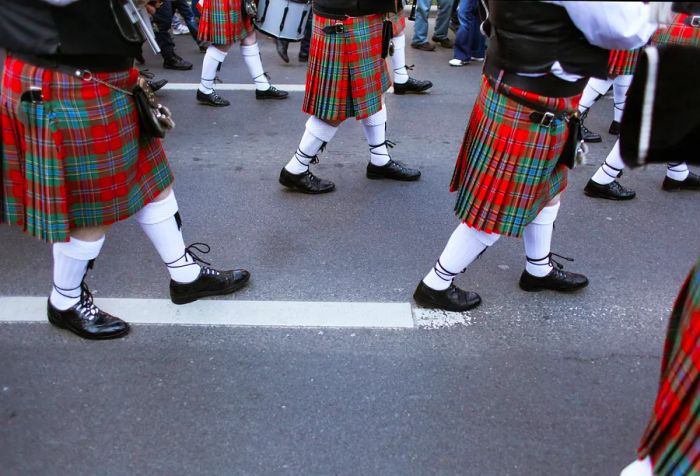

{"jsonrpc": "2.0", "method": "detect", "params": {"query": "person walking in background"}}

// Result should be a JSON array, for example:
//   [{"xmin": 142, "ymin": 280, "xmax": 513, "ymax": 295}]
[
  {"xmin": 449, "ymin": 0, "xmax": 486, "ymax": 67},
  {"xmin": 411, "ymin": 0, "xmax": 456, "ymax": 51}
]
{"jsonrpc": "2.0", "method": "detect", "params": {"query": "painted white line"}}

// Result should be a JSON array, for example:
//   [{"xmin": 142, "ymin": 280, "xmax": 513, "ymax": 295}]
[
  {"xmin": 163, "ymin": 83, "xmax": 307, "ymax": 92},
  {"xmin": 413, "ymin": 308, "xmax": 475, "ymax": 329},
  {"xmin": 0, "ymin": 297, "xmax": 413, "ymax": 329}
]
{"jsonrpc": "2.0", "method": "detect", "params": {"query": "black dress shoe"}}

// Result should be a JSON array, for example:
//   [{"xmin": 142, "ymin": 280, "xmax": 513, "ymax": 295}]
[
  {"xmin": 581, "ymin": 123, "xmax": 602, "ymax": 143},
  {"xmin": 163, "ymin": 55, "xmax": 193, "ymax": 70},
  {"xmin": 519, "ymin": 266, "xmax": 589, "ymax": 292},
  {"xmin": 47, "ymin": 283, "xmax": 129, "ymax": 340},
  {"xmin": 393, "ymin": 77, "xmax": 433, "ymax": 95},
  {"xmin": 584, "ymin": 179, "xmax": 636, "ymax": 200},
  {"xmin": 608, "ymin": 120, "xmax": 621, "ymax": 135},
  {"xmin": 662, "ymin": 171, "xmax": 700, "ymax": 191},
  {"xmin": 196, "ymin": 89, "xmax": 230, "ymax": 107},
  {"xmin": 298, "ymin": 51, "xmax": 309, "ymax": 62},
  {"xmin": 275, "ymin": 38, "xmax": 290, "ymax": 63},
  {"xmin": 147, "ymin": 78, "xmax": 168, "ymax": 92},
  {"xmin": 279, "ymin": 167, "xmax": 335, "ymax": 194},
  {"xmin": 366, "ymin": 159, "xmax": 421, "ymax": 181},
  {"xmin": 255, "ymin": 86, "xmax": 289, "ymax": 100},
  {"xmin": 170, "ymin": 266, "xmax": 250, "ymax": 305},
  {"xmin": 413, "ymin": 281, "xmax": 481, "ymax": 312}
]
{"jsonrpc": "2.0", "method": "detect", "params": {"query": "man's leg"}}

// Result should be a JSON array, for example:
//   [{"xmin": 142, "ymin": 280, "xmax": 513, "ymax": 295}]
[
  {"xmin": 432, "ymin": 0, "xmax": 455, "ymax": 46},
  {"xmin": 662, "ymin": 162, "xmax": 700, "ymax": 191},
  {"xmin": 584, "ymin": 139, "xmax": 636, "ymax": 200},
  {"xmin": 197, "ymin": 43, "xmax": 231, "ymax": 106},
  {"xmin": 154, "ymin": 0, "xmax": 193, "ymax": 70},
  {"xmin": 610, "ymin": 74, "xmax": 633, "ymax": 135},
  {"xmin": 578, "ymin": 77, "xmax": 613, "ymax": 143},
  {"xmin": 451, "ymin": 0, "xmax": 472, "ymax": 64},
  {"xmin": 411, "ymin": 0, "xmax": 434, "ymax": 50},
  {"xmin": 299, "ymin": 12, "xmax": 313, "ymax": 62},
  {"xmin": 362, "ymin": 105, "xmax": 421, "ymax": 180},
  {"xmin": 391, "ymin": 32, "xmax": 433, "ymax": 94},
  {"xmin": 241, "ymin": 32, "xmax": 289, "ymax": 99}
]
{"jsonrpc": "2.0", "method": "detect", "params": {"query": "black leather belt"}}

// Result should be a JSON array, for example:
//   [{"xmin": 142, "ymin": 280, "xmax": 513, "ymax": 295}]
[
  {"xmin": 9, "ymin": 52, "xmax": 133, "ymax": 73},
  {"xmin": 322, "ymin": 23, "xmax": 347, "ymax": 34},
  {"xmin": 483, "ymin": 60, "xmax": 588, "ymax": 98}
]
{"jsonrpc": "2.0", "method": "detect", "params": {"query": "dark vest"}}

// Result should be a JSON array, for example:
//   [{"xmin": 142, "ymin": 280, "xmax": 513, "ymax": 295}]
[
  {"xmin": 0, "ymin": 0, "xmax": 141, "ymax": 69},
  {"xmin": 486, "ymin": 1, "xmax": 608, "ymax": 78},
  {"xmin": 313, "ymin": 0, "xmax": 397, "ymax": 19}
]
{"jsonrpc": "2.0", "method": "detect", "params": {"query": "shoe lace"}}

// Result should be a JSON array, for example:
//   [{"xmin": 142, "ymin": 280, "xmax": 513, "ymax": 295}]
[
  {"xmin": 526, "ymin": 252, "xmax": 574, "ymax": 273},
  {"xmin": 178, "ymin": 243, "xmax": 223, "ymax": 277},
  {"xmin": 369, "ymin": 140, "xmax": 396, "ymax": 161},
  {"xmin": 295, "ymin": 143, "xmax": 327, "ymax": 167},
  {"xmin": 77, "ymin": 281, "xmax": 100, "ymax": 321}
]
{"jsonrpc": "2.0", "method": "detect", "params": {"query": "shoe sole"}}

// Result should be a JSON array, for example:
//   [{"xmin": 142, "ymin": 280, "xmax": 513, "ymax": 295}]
[
  {"xmin": 518, "ymin": 280, "xmax": 589, "ymax": 293},
  {"xmin": 583, "ymin": 189, "xmax": 636, "ymax": 200},
  {"xmin": 197, "ymin": 100, "xmax": 230, "ymax": 107},
  {"xmin": 413, "ymin": 293, "xmax": 481, "ymax": 312},
  {"xmin": 582, "ymin": 137, "xmax": 602, "ymax": 143},
  {"xmin": 171, "ymin": 276, "xmax": 251, "ymax": 305},
  {"xmin": 366, "ymin": 172, "xmax": 421, "ymax": 181},
  {"xmin": 256, "ymin": 95, "xmax": 289, "ymax": 100},
  {"xmin": 393, "ymin": 87, "xmax": 432, "ymax": 95},
  {"xmin": 48, "ymin": 314, "xmax": 131, "ymax": 340}
]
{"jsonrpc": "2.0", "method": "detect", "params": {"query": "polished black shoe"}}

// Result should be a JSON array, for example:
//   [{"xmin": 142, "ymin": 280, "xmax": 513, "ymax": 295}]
[
  {"xmin": 393, "ymin": 77, "xmax": 433, "ymax": 95},
  {"xmin": 147, "ymin": 78, "xmax": 168, "ymax": 92},
  {"xmin": 279, "ymin": 167, "xmax": 335, "ymax": 194},
  {"xmin": 584, "ymin": 179, "xmax": 636, "ymax": 200},
  {"xmin": 662, "ymin": 171, "xmax": 700, "ymax": 191},
  {"xmin": 581, "ymin": 123, "xmax": 602, "ymax": 143},
  {"xmin": 170, "ymin": 259, "xmax": 250, "ymax": 306},
  {"xmin": 298, "ymin": 51, "xmax": 309, "ymax": 62},
  {"xmin": 608, "ymin": 120, "xmax": 621, "ymax": 135},
  {"xmin": 519, "ymin": 266, "xmax": 589, "ymax": 293},
  {"xmin": 275, "ymin": 38, "xmax": 290, "ymax": 63},
  {"xmin": 196, "ymin": 89, "xmax": 230, "ymax": 107},
  {"xmin": 47, "ymin": 283, "xmax": 130, "ymax": 340},
  {"xmin": 163, "ymin": 54, "xmax": 193, "ymax": 70},
  {"xmin": 413, "ymin": 281, "xmax": 481, "ymax": 312},
  {"xmin": 366, "ymin": 159, "xmax": 421, "ymax": 181},
  {"xmin": 255, "ymin": 86, "xmax": 289, "ymax": 100}
]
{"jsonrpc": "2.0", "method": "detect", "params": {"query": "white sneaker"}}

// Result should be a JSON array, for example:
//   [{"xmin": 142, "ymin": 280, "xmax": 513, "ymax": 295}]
[{"xmin": 449, "ymin": 58, "xmax": 470, "ymax": 67}]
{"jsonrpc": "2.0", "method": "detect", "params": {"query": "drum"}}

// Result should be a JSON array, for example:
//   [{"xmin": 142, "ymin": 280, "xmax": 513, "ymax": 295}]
[{"xmin": 255, "ymin": 0, "xmax": 312, "ymax": 41}]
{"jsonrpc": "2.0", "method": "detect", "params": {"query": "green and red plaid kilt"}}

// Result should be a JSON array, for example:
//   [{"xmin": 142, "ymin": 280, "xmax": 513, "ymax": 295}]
[
  {"xmin": 638, "ymin": 258, "xmax": 700, "ymax": 475},
  {"xmin": 0, "ymin": 56, "xmax": 173, "ymax": 243},
  {"xmin": 450, "ymin": 76, "xmax": 578, "ymax": 237},
  {"xmin": 652, "ymin": 13, "xmax": 700, "ymax": 48},
  {"xmin": 607, "ymin": 49, "xmax": 640, "ymax": 77},
  {"xmin": 303, "ymin": 14, "xmax": 391, "ymax": 121},
  {"xmin": 198, "ymin": 0, "xmax": 253, "ymax": 45},
  {"xmin": 390, "ymin": 11, "xmax": 406, "ymax": 37}
]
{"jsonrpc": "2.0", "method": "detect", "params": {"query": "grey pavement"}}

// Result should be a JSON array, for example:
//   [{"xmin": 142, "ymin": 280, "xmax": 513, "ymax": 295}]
[{"xmin": 1, "ymin": 24, "xmax": 699, "ymax": 476}]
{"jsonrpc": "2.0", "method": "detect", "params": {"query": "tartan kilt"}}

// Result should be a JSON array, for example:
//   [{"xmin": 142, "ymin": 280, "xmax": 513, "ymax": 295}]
[
  {"xmin": 450, "ymin": 76, "xmax": 577, "ymax": 237},
  {"xmin": 652, "ymin": 13, "xmax": 700, "ymax": 48},
  {"xmin": 390, "ymin": 12, "xmax": 406, "ymax": 37},
  {"xmin": 198, "ymin": 0, "xmax": 253, "ymax": 44},
  {"xmin": 638, "ymin": 258, "xmax": 700, "ymax": 475},
  {"xmin": 607, "ymin": 49, "xmax": 640, "ymax": 77},
  {"xmin": 303, "ymin": 14, "xmax": 391, "ymax": 121},
  {"xmin": 0, "ymin": 56, "xmax": 173, "ymax": 243}
]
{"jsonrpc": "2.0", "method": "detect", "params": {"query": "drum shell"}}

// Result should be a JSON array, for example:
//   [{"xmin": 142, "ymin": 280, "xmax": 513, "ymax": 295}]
[{"xmin": 256, "ymin": 0, "xmax": 311, "ymax": 41}]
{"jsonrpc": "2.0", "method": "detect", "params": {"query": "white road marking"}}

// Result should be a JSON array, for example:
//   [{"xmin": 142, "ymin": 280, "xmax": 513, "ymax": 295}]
[
  {"xmin": 0, "ymin": 298, "xmax": 475, "ymax": 329},
  {"xmin": 163, "ymin": 83, "xmax": 307, "ymax": 92}
]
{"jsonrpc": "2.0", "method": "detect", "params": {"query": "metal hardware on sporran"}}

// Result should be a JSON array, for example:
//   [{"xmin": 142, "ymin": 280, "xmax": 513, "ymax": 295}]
[{"xmin": 255, "ymin": 0, "xmax": 312, "ymax": 42}]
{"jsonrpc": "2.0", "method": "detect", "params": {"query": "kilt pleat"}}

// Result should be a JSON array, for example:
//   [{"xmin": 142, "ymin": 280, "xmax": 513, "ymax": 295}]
[
  {"xmin": 1, "ymin": 57, "xmax": 173, "ymax": 243},
  {"xmin": 652, "ymin": 13, "xmax": 700, "ymax": 48},
  {"xmin": 607, "ymin": 49, "xmax": 640, "ymax": 77},
  {"xmin": 390, "ymin": 13, "xmax": 406, "ymax": 37},
  {"xmin": 198, "ymin": 0, "xmax": 252, "ymax": 44},
  {"xmin": 303, "ymin": 14, "xmax": 390, "ymax": 121},
  {"xmin": 638, "ymin": 259, "xmax": 700, "ymax": 475},
  {"xmin": 450, "ymin": 76, "xmax": 577, "ymax": 237}
]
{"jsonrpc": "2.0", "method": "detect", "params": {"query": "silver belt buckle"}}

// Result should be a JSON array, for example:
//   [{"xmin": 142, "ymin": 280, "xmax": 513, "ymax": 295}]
[
  {"xmin": 690, "ymin": 16, "xmax": 700, "ymax": 28},
  {"xmin": 540, "ymin": 112, "xmax": 555, "ymax": 127}
]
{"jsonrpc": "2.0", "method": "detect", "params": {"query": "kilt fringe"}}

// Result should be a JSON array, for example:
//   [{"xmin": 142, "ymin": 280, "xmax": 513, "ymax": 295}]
[{"xmin": 607, "ymin": 49, "xmax": 640, "ymax": 77}]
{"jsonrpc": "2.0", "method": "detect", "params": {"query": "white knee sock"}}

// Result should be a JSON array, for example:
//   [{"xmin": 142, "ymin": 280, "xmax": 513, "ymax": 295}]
[
  {"xmin": 523, "ymin": 202, "xmax": 560, "ymax": 277},
  {"xmin": 666, "ymin": 161, "xmax": 690, "ymax": 181},
  {"xmin": 390, "ymin": 33, "xmax": 409, "ymax": 85},
  {"xmin": 591, "ymin": 140, "xmax": 625, "ymax": 185},
  {"xmin": 423, "ymin": 224, "xmax": 500, "ymax": 291},
  {"xmin": 241, "ymin": 43, "xmax": 271, "ymax": 91},
  {"xmin": 362, "ymin": 107, "xmax": 391, "ymax": 166},
  {"xmin": 613, "ymin": 75, "xmax": 632, "ymax": 122},
  {"xmin": 199, "ymin": 45, "xmax": 228, "ymax": 94},
  {"xmin": 285, "ymin": 116, "xmax": 339, "ymax": 174},
  {"xmin": 620, "ymin": 457, "xmax": 653, "ymax": 476},
  {"xmin": 50, "ymin": 236, "xmax": 105, "ymax": 310},
  {"xmin": 578, "ymin": 78, "xmax": 613, "ymax": 114},
  {"xmin": 135, "ymin": 191, "xmax": 201, "ymax": 283}
]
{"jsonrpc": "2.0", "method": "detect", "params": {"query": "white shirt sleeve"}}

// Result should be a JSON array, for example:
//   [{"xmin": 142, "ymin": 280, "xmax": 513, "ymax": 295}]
[{"xmin": 547, "ymin": 1, "xmax": 657, "ymax": 50}]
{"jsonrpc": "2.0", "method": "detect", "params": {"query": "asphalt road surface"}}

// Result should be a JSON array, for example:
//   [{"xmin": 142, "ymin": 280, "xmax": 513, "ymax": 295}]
[{"xmin": 1, "ymin": 21, "xmax": 698, "ymax": 476}]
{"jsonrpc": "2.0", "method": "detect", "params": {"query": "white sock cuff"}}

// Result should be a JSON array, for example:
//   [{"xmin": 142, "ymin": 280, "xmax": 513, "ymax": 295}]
[
  {"xmin": 392, "ymin": 33, "xmax": 406, "ymax": 49},
  {"xmin": 306, "ymin": 116, "xmax": 339, "ymax": 143},
  {"xmin": 667, "ymin": 161, "xmax": 688, "ymax": 172},
  {"xmin": 135, "ymin": 191, "xmax": 179, "ymax": 225},
  {"xmin": 54, "ymin": 236, "xmax": 105, "ymax": 261},
  {"xmin": 465, "ymin": 225, "xmax": 500, "ymax": 247},
  {"xmin": 361, "ymin": 107, "xmax": 387, "ymax": 127},
  {"xmin": 207, "ymin": 45, "xmax": 228, "ymax": 62},
  {"xmin": 531, "ymin": 202, "xmax": 560, "ymax": 226},
  {"xmin": 240, "ymin": 43, "xmax": 260, "ymax": 56}
]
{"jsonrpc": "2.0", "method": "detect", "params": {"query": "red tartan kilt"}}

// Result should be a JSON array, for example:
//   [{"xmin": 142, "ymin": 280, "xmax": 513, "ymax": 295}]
[
  {"xmin": 652, "ymin": 13, "xmax": 700, "ymax": 48},
  {"xmin": 390, "ymin": 12, "xmax": 406, "ymax": 36},
  {"xmin": 198, "ymin": 0, "xmax": 253, "ymax": 44},
  {"xmin": 303, "ymin": 14, "xmax": 390, "ymax": 121},
  {"xmin": 450, "ymin": 76, "xmax": 578, "ymax": 237},
  {"xmin": 0, "ymin": 56, "xmax": 173, "ymax": 243},
  {"xmin": 607, "ymin": 49, "xmax": 640, "ymax": 77}
]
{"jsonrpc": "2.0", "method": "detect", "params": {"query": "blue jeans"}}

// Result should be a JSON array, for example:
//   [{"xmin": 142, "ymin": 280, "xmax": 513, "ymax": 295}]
[
  {"xmin": 453, "ymin": 0, "xmax": 485, "ymax": 60},
  {"xmin": 412, "ymin": 0, "xmax": 455, "ymax": 44}
]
